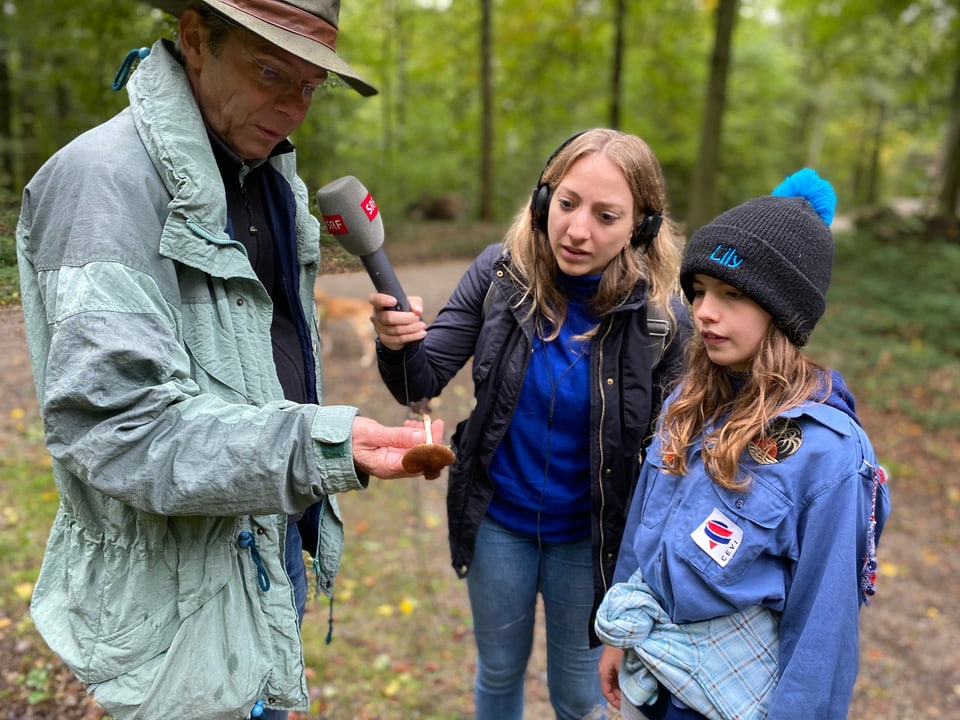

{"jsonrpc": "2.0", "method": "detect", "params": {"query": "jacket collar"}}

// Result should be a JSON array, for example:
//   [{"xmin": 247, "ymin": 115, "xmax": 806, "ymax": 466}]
[
  {"xmin": 125, "ymin": 40, "xmax": 321, "ymax": 279},
  {"xmin": 494, "ymin": 249, "xmax": 652, "ymax": 318}
]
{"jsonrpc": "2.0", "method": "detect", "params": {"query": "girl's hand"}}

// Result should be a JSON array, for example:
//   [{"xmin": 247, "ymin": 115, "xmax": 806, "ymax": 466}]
[
  {"xmin": 598, "ymin": 645, "xmax": 625, "ymax": 709},
  {"xmin": 369, "ymin": 293, "xmax": 427, "ymax": 350}
]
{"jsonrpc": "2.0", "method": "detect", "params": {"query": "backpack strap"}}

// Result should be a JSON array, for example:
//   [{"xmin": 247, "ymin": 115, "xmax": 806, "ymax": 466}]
[
  {"xmin": 646, "ymin": 302, "xmax": 669, "ymax": 371},
  {"xmin": 481, "ymin": 280, "xmax": 499, "ymax": 320}
]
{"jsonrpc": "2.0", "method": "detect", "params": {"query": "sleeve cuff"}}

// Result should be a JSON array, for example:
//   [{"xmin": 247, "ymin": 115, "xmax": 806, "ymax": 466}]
[{"xmin": 310, "ymin": 405, "xmax": 365, "ymax": 494}]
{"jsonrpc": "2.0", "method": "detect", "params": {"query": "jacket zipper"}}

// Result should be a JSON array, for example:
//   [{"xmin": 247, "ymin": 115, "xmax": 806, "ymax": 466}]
[{"xmin": 595, "ymin": 315, "xmax": 616, "ymax": 593}]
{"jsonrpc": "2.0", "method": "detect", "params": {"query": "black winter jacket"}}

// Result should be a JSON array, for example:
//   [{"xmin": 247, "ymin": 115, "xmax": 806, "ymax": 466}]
[{"xmin": 377, "ymin": 244, "xmax": 691, "ymax": 642}]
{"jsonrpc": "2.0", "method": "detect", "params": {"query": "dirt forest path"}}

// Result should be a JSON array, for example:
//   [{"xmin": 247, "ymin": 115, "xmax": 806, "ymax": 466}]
[
  {"xmin": 1, "ymin": 258, "xmax": 959, "ymax": 718},
  {"xmin": 317, "ymin": 260, "xmax": 560, "ymax": 719}
]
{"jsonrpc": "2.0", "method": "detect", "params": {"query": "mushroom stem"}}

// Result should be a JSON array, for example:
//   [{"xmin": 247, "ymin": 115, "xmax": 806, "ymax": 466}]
[{"xmin": 422, "ymin": 414, "xmax": 433, "ymax": 444}]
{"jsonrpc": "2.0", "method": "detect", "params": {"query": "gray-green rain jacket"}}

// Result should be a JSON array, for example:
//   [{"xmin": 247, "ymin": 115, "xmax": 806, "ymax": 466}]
[{"xmin": 15, "ymin": 40, "xmax": 362, "ymax": 719}]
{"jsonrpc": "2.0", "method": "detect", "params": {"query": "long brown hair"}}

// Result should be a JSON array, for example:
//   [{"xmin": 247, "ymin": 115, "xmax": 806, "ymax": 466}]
[
  {"xmin": 660, "ymin": 326, "xmax": 832, "ymax": 490},
  {"xmin": 503, "ymin": 129, "xmax": 682, "ymax": 340}
]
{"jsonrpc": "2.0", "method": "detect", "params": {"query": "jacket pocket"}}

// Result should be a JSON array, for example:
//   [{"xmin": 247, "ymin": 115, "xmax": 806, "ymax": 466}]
[
  {"xmin": 638, "ymin": 435, "xmax": 678, "ymax": 530},
  {"xmin": 447, "ymin": 417, "xmax": 481, "ymax": 505},
  {"xmin": 677, "ymin": 474, "xmax": 793, "ymax": 586},
  {"xmin": 32, "ymin": 514, "xmax": 180, "ymax": 684},
  {"xmin": 171, "ymin": 516, "xmax": 235, "ymax": 618}
]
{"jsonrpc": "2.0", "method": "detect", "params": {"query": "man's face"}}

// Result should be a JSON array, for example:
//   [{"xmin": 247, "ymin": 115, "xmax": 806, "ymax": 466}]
[{"xmin": 182, "ymin": 13, "xmax": 329, "ymax": 160}]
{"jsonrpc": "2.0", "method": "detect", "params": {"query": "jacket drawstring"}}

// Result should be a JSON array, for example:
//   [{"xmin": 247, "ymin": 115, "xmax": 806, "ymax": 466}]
[
  {"xmin": 238, "ymin": 531, "xmax": 271, "ymax": 591},
  {"xmin": 311, "ymin": 553, "xmax": 336, "ymax": 644},
  {"xmin": 112, "ymin": 47, "xmax": 150, "ymax": 91},
  {"xmin": 326, "ymin": 592, "xmax": 335, "ymax": 645}
]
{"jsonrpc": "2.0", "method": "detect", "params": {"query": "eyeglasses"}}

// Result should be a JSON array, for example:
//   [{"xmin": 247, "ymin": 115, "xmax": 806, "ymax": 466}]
[{"xmin": 242, "ymin": 49, "xmax": 330, "ymax": 101}]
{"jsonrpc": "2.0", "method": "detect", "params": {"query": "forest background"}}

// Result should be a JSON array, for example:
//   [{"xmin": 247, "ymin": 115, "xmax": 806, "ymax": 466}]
[
  {"xmin": 1, "ymin": 0, "xmax": 959, "ymax": 718},
  {"xmin": 1, "ymin": 0, "xmax": 959, "ymax": 231}
]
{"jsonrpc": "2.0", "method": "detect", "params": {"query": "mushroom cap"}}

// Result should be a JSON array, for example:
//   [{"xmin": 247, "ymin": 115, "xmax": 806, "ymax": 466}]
[{"xmin": 401, "ymin": 443, "xmax": 456, "ymax": 480}]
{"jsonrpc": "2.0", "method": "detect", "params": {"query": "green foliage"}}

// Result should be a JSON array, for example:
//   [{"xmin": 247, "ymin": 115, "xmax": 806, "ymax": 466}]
[
  {"xmin": 2, "ymin": 0, "xmax": 171, "ymax": 187},
  {"xmin": 0, "ymin": 267, "xmax": 19, "ymax": 307},
  {"xmin": 718, "ymin": 21, "xmax": 808, "ymax": 203},
  {"xmin": 0, "ymin": 455, "xmax": 80, "ymax": 716},
  {"xmin": 808, "ymin": 230, "xmax": 960, "ymax": 429},
  {"xmin": 0, "ymin": 456, "xmax": 56, "ymax": 606},
  {"xmin": 0, "ymin": 228, "xmax": 16, "ymax": 266},
  {"xmin": 2, "ymin": 0, "xmax": 958, "ymax": 223},
  {"xmin": 25, "ymin": 667, "xmax": 51, "ymax": 704},
  {"xmin": 0, "ymin": 201, "xmax": 20, "ymax": 306}
]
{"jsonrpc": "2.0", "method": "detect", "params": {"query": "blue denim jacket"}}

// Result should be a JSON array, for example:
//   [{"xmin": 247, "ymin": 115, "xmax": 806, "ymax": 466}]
[{"xmin": 613, "ymin": 376, "xmax": 891, "ymax": 719}]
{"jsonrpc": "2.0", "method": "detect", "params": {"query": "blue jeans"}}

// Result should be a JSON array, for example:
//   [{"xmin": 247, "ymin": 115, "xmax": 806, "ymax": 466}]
[
  {"xmin": 260, "ymin": 521, "xmax": 308, "ymax": 720},
  {"xmin": 466, "ymin": 516, "xmax": 606, "ymax": 720}
]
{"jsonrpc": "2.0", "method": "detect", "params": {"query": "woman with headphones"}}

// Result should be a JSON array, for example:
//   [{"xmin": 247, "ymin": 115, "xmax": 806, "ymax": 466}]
[{"xmin": 370, "ymin": 128, "xmax": 691, "ymax": 720}]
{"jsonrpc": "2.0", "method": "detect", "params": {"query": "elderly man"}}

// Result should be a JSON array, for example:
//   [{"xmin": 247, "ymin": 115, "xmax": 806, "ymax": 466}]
[{"xmin": 15, "ymin": 2, "xmax": 437, "ymax": 718}]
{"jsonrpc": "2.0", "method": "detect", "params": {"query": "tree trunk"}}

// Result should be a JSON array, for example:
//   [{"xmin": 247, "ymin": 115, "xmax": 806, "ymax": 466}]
[
  {"xmin": 608, "ymin": 0, "xmax": 626, "ymax": 130},
  {"xmin": 0, "ymin": 35, "xmax": 13, "ymax": 193},
  {"xmin": 936, "ymin": 55, "xmax": 960, "ymax": 218},
  {"xmin": 382, "ymin": 0, "xmax": 401, "ymax": 166},
  {"xmin": 19, "ymin": 41, "xmax": 39, "ymax": 185},
  {"xmin": 478, "ymin": 0, "xmax": 494, "ymax": 221},
  {"xmin": 686, "ymin": 0, "xmax": 739, "ymax": 233},
  {"xmin": 866, "ymin": 99, "xmax": 886, "ymax": 206}
]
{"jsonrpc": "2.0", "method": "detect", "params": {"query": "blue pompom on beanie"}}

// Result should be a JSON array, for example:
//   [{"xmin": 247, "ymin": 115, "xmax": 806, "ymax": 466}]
[{"xmin": 680, "ymin": 169, "xmax": 837, "ymax": 346}]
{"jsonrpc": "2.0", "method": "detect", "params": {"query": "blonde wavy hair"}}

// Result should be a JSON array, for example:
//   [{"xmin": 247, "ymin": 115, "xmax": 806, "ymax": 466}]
[
  {"xmin": 502, "ymin": 129, "xmax": 682, "ymax": 341},
  {"xmin": 660, "ymin": 326, "xmax": 832, "ymax": 490}
]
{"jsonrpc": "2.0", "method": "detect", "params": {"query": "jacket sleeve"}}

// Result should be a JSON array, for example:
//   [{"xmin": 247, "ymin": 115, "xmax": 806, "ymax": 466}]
[
  {"xmin": 36, "ymin": 281, "xmax": 361, "ymax": 517},
  {"xmin": 611, "ymin": 461, "xmax": 651, "ymax": 586},
  {"xmin": 17, "ymin": 144, "xmax": 362, "ymax": 518},
  {"xmin": 766, "ymin": 464, "xmax": 875, "ymax": 719},
  {"xmin": 377, "ymin": 243, "xmax": 500, "ymax": 406}
]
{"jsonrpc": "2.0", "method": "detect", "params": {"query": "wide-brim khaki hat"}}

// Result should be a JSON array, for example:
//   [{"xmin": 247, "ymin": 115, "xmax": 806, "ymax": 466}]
[{"xmin": 153, "ymin": 0, "xmax": 377, "ymax": 96}]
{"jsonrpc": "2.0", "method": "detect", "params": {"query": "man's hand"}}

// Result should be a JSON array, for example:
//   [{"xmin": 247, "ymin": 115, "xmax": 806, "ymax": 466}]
[
  {"xmin": 598, "ymin": 645, "xmax": 625, "ymax": 709},
  {"xmin": 351, "ymin": 415, "xmax": 445, "ymax": 479}
]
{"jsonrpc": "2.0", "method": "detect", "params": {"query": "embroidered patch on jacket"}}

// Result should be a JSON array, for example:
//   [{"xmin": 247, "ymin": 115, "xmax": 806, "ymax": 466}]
[
  {"xmin": 747, "ymin": 417, "xmax": 803, "ymax": 464},
  {"xmin": 691, "ymin": 508, "xmax": 743, "ymax": 567},
  {"xmin": 860, "ymin": 465, "xmax": 888, "ymax": 604}
]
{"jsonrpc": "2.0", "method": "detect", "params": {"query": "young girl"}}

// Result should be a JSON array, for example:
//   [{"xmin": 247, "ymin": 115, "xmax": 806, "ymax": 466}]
[
  {"xmin": 596, "ymin": 169, "xmax": 891, "ymax": 720},
  {"xmin": 370, "ymin": 129, "xmax": 692, "ymax": 719}
]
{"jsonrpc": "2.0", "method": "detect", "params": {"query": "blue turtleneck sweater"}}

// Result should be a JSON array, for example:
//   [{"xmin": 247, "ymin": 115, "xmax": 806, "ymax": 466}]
[{"xmin": 486, "ymin": 272, "xmax": 601, "ymax": 542}]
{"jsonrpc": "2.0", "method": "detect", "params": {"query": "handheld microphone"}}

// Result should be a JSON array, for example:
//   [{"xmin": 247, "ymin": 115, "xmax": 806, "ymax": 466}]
[{"xmin": 315, "ymin": 176, "xmax": 409, "ymax": 311}]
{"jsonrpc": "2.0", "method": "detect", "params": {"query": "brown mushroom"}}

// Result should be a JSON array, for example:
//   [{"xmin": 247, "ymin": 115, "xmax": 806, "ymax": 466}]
[{"xmin": 401, "ymin": 413, "xmax": 456, "ymax": 480}]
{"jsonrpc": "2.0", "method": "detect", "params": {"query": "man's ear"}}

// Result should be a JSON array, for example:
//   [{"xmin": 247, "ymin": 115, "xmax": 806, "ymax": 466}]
[{"xmin": 178, "ymin": 9, "xmax": 205, "ymax": 69}]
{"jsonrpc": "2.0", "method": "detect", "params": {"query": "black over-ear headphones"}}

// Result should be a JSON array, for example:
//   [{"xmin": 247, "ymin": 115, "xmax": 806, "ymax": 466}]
[{"xmin": 529, "ymin": 131, "xmax": 663, "ymax": 252}]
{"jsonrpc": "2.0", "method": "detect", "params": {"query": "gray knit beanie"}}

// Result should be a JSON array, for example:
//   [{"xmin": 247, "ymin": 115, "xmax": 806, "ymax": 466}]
[{"xmin": 680, "ymin": 169, "xmax": 837, "ymax": 346}]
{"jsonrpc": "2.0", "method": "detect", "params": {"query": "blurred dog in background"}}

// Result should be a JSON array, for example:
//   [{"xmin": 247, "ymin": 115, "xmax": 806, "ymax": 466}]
[{"xmin": 314, "ymin": 288, "xmax": 376, "ymax": 367}]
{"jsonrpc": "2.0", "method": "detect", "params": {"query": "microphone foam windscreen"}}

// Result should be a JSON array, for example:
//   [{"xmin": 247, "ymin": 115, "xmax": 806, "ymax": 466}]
[{"xmin": 315, "ymin": 175, "xmax": 384, "ymax": 256}]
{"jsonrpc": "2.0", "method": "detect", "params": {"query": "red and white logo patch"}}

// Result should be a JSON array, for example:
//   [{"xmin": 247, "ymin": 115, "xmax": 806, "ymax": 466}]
[
  {"xmin": 360, "ymin": 192, "xmax": 379, "ymax": 221},
  {"xmin": 322, "ymin": 214, "xmax": 348, "ymax": 235},
  {"xmin": 691, "ymin": 508, "xmax": 743, "ymax": 567}
]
